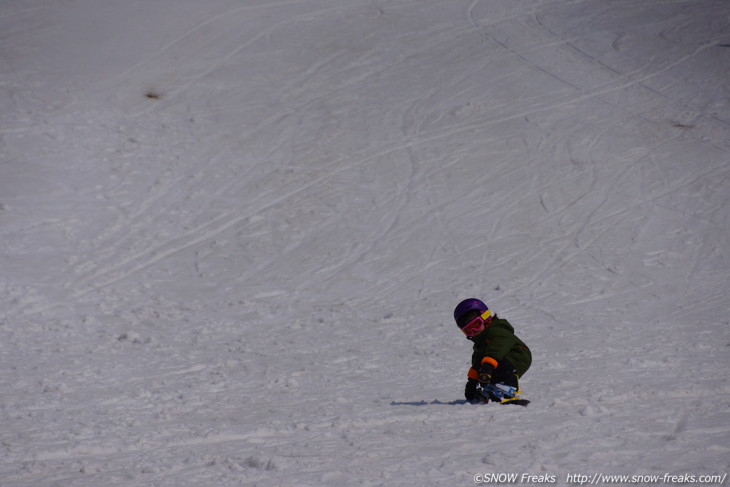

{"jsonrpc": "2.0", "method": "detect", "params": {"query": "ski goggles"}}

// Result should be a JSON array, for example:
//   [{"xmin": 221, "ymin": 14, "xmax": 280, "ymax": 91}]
[{"xmin": 459, "ymin": 309, "xmax": 492, "ymax": 337}]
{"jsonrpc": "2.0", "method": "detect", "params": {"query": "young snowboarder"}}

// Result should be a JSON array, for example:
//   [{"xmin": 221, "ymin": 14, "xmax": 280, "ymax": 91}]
[{"xmin": 453, "ymin": 298, "xmax": 532, "ymax": 404}]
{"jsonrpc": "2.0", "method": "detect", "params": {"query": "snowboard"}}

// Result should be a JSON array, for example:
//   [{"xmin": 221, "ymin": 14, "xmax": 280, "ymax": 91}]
[{"xmin": 470, "ymin": 396, "xmax": 531, "ymax": 406}]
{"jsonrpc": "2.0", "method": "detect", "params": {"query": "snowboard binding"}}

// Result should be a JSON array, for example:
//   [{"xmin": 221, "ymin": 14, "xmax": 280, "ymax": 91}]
[{"xmin": 477, "ymin": 383, "xmax": 530, "ymax": 406}]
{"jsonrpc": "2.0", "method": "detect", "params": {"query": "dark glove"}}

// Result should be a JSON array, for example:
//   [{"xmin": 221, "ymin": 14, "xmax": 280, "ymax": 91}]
[
  {"xmin": 464, "ymin": 378, "xmax": 478, "ymax": 400},
  {"xmin": 478, "ymin": 363, "xmax": 494, "ymax": 385}
]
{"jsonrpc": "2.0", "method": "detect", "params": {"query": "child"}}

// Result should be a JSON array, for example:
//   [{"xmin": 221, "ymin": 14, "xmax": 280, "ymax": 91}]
[{"xmin": 453, "ymin": 298, "xmax": 532, "ymax": 402}]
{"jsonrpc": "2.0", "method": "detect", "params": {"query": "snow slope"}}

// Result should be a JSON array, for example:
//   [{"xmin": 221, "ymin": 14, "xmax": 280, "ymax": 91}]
[{"xmin": 1, "ymin": 0, "xmax": 729, "ymax": 485}]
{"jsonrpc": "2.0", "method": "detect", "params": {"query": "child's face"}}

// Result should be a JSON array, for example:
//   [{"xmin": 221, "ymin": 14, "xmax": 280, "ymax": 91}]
[{"xmin": 459, "ymin": 310, "xmax": 486, "ymax": 337}]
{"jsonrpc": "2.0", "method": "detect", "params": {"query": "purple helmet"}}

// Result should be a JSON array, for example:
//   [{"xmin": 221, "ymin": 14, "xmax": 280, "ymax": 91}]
[{"xmin": 453, "ymin": 298, "xmax": 489, "ymax": 326}]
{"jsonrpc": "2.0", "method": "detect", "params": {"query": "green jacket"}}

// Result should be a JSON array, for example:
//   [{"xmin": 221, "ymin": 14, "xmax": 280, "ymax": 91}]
[{"xmin": 469, "ymin": 315, "xmax": 531, "ymax": 377}]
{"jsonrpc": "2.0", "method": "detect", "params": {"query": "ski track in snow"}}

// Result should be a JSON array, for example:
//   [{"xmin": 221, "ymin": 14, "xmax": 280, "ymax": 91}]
[{"xmin": 1, "ymin": 0, "xmax": 729, "ymax": 485}]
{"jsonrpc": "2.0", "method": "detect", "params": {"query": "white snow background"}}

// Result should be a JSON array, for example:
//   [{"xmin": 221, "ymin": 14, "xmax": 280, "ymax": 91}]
[{"xmin": 1, "ymin": 0, "xmax": 729, "ymax": 485}]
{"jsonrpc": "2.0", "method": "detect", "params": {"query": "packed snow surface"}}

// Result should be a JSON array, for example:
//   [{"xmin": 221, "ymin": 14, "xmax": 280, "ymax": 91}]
[{"xmin": 2, "ymin": 0, "xmax": 729, "ymax": 485}]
